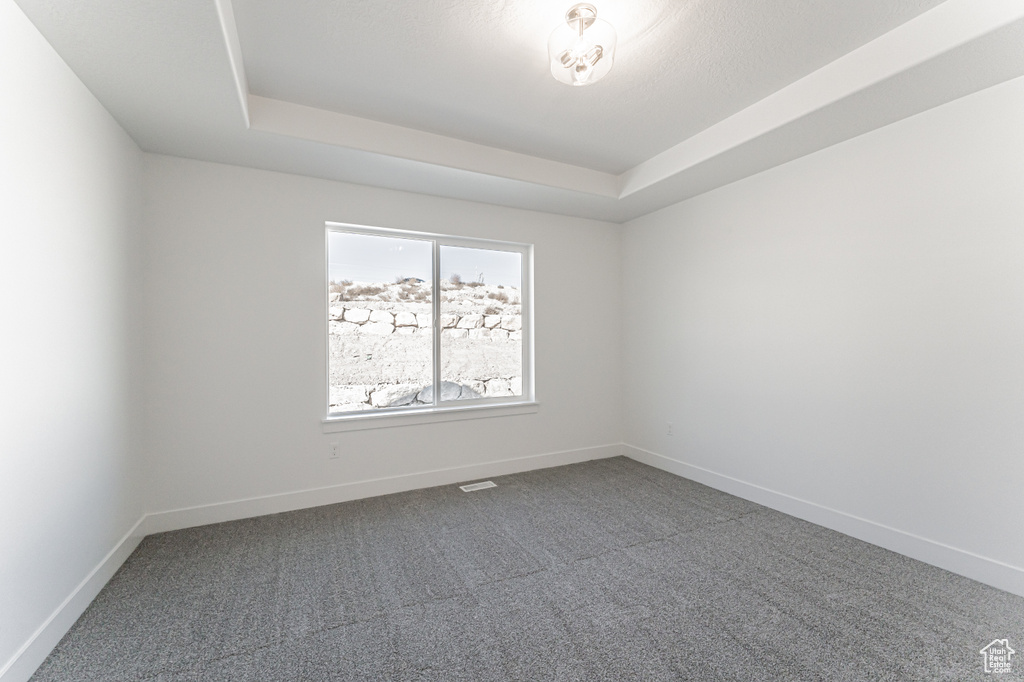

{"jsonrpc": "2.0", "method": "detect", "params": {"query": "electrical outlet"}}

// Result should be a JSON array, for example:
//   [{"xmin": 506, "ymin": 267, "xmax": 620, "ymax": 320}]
[
  {"xmin": 667, "ymin": 422, "xmax": 673, "ymax": 436},
  {"xmin": 329, "ymin": 442, "xmax": 339, "ymax": 459}
]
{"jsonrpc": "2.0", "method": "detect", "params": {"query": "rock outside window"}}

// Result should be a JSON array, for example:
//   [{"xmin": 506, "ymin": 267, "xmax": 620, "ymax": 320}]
[{"xmin": 325, "ymin": 223, "xmax": 533, "ymax": 417}]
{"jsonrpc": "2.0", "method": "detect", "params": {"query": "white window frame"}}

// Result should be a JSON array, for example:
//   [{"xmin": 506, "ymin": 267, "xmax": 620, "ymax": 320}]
[{"xmin": 322, "ymin": 222, "xmax": 536, "ymax": 432}]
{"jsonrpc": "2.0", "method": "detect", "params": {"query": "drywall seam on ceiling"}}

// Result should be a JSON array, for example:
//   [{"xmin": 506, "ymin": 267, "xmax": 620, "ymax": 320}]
[
  {"xmin": 214, "ymin": 0, "xmax": 1024, "ymax": 206},
  {"xmin": 618, "ymin": 0, "xmax": 1024, "ymax": 197},
  {"xmin": 214, "ymin": 0, "xmax": 250, "ymax": 128}
]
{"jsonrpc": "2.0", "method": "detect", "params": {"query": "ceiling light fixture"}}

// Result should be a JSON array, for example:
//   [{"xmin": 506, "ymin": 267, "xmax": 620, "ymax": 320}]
[{"xmin": 548, "ymin": 3, "xmax": 616, "ymax": 87}]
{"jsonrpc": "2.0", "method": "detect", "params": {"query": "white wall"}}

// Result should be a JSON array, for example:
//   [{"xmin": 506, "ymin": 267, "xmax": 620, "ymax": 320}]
[
  {"xmin": 0, "ymin": 0, "xmax": 144, "ymax": 678},
  {"xmin": 138, "ymin": 155, "xmax": 622, "ymax": 522},
  {"xmin": 6, "ymin": 2, "xmax": 1019, "ymax": 675},
  {"xmin": 622, "ymin": 76, "xmax": 1024, "ymax": 595}
]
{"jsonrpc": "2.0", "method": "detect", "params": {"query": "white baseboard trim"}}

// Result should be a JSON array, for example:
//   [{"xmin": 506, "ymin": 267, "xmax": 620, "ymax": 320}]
[
  {"xmin": 140, "ymin": 443, "xmax": 622, "ymax": 536},
  {"xmin": 3, "ymin": 444, "xmax": 621, "ymax": 682},
  {"xmin": 0, "ymin": 517, "xmax": 147, "ymax": 682},
  {"xmin": 623, "ymin": 444, "xmax": 1024, "ymax": 598}
]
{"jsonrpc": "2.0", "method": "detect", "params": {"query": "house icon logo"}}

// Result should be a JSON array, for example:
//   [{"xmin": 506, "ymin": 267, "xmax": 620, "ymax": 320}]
[{"xmin": 980, "ymin": 639, "xmax": 1015, "ymax": 674}]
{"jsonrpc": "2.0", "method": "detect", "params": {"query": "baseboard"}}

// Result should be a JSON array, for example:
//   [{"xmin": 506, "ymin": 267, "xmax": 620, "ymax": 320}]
[
  {"xmin": 140, "ymin": 443, "xmax": 622, "ymax": 535},
  {"xmin": 622, "ymin": 444, "xmax": 1024, "ymax": 598},
  {"xmin": 0, "ymin": 517, "xmax": 147, "ymax": 682},
  {"xmin": 3, "ymin": 444, "xmax": 620, "ymax": 682}
]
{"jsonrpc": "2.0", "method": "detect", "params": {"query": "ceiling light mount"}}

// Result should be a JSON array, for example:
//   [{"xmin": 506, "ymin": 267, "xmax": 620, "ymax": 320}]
[
  {"xmin": 548, "ymin": 3, "xmax": 616, "ymax": 87},
  {"xmin": 565, "ymin": 4, "xmax": 598, "ymax": 32}
]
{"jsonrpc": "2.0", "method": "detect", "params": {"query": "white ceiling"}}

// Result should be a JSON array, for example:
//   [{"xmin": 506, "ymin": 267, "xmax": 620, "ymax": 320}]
[
  {"xmin": 236, "ymin": 0, "xmax": 946, "ymax": 174},
  {"xmin": 13, "ymin": 0, "xmax": 1024, "ymax": 222}
]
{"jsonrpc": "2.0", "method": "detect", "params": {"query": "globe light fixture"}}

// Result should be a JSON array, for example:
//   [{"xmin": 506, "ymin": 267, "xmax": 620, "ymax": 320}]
[{"xmin": 548, "ymin": 3, "xmax": 617, "ymax": 86}]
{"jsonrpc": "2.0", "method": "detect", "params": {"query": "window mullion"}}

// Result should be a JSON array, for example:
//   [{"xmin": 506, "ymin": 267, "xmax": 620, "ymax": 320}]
[{"xmin": 431, "ymin": 239, "xmax": 441, "ymax": 407}]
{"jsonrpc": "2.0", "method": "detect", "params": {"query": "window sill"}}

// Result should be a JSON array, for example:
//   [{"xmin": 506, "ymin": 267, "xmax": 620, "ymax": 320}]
[{"xmin": 322, "ymin": 401, "xmax": 539, "ymax": 433}]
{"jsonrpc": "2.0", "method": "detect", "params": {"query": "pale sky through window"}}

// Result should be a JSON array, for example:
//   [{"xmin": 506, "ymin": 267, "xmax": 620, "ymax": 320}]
[
  {"xmin": 440, "ymin": 245, "xmax": 521, "ymax": 288},
  {"xmin": 329, "ymin": 232, "xmax": 521, "ymax": 287}
]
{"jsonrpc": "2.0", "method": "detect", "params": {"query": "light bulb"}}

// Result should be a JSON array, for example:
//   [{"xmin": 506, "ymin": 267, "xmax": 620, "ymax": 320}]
[{"xmin": 572, "ymin": 61, "xmax": 592, "ymax": 85}]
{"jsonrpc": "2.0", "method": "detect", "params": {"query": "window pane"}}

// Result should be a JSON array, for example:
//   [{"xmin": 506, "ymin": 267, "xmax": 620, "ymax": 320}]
[
  {"xmin": 327, "ymin": 232, "xmax": 433, "ymax": 412},
  {"xmin": 439, "ymin": 245, "xmax": 523, "ymax": 401}
]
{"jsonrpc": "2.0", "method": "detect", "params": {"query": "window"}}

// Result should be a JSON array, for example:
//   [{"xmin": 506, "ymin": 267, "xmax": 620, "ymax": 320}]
[{"xmin": 326, "ymin": 223, "xmax": 532, "ymax": 418}]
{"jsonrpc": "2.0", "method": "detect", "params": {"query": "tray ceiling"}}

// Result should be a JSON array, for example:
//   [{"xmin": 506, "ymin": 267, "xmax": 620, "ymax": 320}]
[{"xmin": 13, "ymin": 0, "xmax": 1024, "ymax": 221}]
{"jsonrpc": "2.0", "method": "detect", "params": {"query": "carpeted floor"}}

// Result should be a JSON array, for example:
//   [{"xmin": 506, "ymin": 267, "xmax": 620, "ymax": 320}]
[{"xmin": 31, "ymin": 457, "xmax": 1023, "ymax": 681}]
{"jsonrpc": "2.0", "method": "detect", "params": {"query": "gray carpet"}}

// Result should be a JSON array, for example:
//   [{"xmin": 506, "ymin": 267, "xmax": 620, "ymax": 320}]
[{"xmin": 32, "ymin": 457, "xmax": 1023, "ymax": 681}]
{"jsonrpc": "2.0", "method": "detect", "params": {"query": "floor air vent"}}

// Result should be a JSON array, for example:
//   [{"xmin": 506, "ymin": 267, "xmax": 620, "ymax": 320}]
[{"xmin": 459, "ymin": 481, "xmax": 497, "ymax": 492}]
